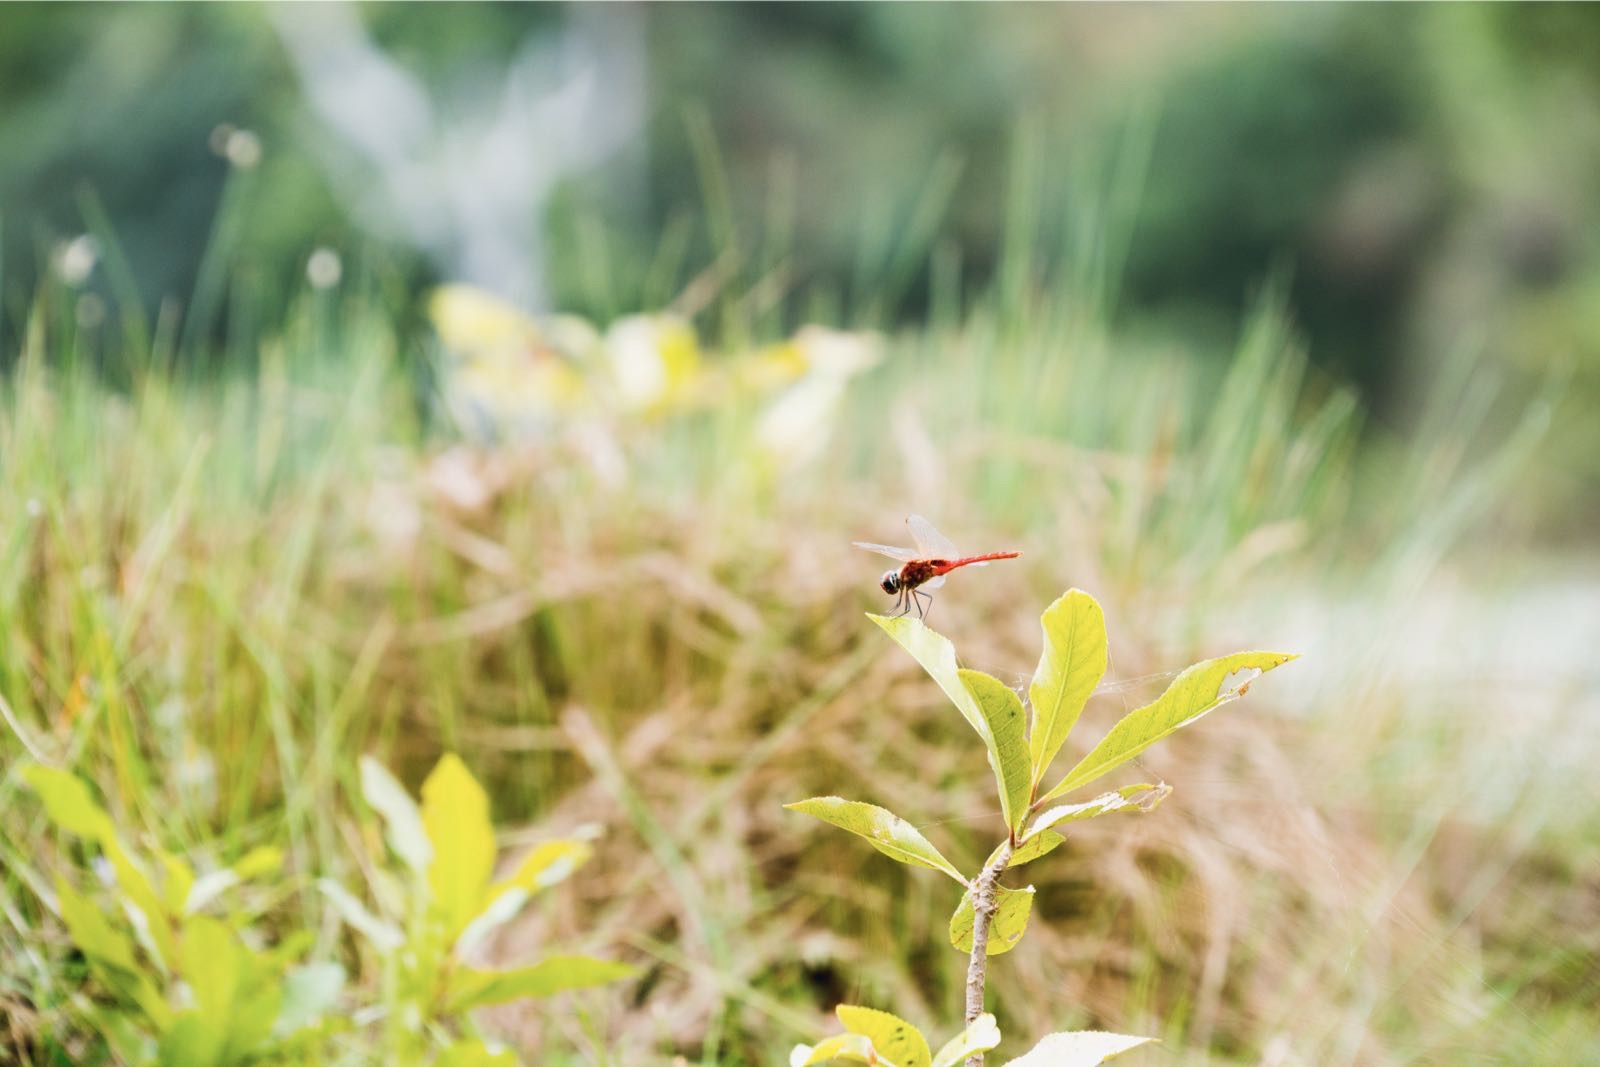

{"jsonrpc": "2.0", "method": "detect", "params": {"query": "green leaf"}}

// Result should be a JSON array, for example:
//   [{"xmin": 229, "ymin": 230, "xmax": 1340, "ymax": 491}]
[
  {"xmin": 1025, "ymin": 784, "xmax": 1171, "ymax": 839},
  {"xmin": 359, "ymin": 756, "xmax": 432, "ymax": 875},
  {"xmin": 1027, "ymin": 591, "xmax": 1109, "ymax": 786},
  {"xmin": 157, "ymin": 1011, "xmax": 224, "ymax": 1067},
  {"xmin": 231, "ymin": 845, "xmax": 283, "ymax": 881},
  {"xmin": 274, "ymin": 962, "xmax": 345, "ymax": 1037},
  {"xmin": 869, "ymin": 614, "xmax": 989, "ymax": 744},
  {"xmin": 23, "ymin": 765, "xmax": 114, "ymax": 840},
  {"xmin": 1039, "ymin": 651, "xmax": 1297, "ymax": 804},
  {"xmin": 56, "ymin": 877, "xmax": 139, "ymax": 974},
  {"xmin": 986, "ymin": 830, "xmax": 1065, "ymax": 871},
  {"xmin": 836, "ymin": 1004, "xmax": 931, "ymax": 1067},
  {"xmin": 156, "ymin": 849, "xmax": 196, "ymax": 918},
  {"xmin": 949, "ymin": 884, "xmax": 1034, "ymax": 956},
  {"xmin": 317, "ymin": 879, "xmax": 402, "ymax": 952},
  {"xmin": 1002, "ymin": 1030, "xmax": 1155, "ymax": 1066},
  {"xmin": 421, "ymin": 753, "xmax": 497, "ymax": 939},
  {"xmin": 445, "ymin": 955, "xmax": 636, "ymax": 1012},
  {"xmin": 181, "ymin": 917, "xmax": 241, "ymax": 1037},
  {"xmin": 785, "ymin": 797, "xmax": 965, "ymax": 884},
  {"xmin": 438, "ymin": 1039, "xmax": 519, "ymax": 1067},
  {"xmin": 790, "ymin": 1033, "xmax": 878, "ymax": 1066},
  {"xmin": 60, "ymin": 882, "xmax": 171, "ymax": 1029},
  {"xmin": 932, "ymin": 1014, "xmax": 1002, "ymax": 1067},
  {"xmin": 958, "ymin": 669, "xmax": 1032, "ymax": 835}
]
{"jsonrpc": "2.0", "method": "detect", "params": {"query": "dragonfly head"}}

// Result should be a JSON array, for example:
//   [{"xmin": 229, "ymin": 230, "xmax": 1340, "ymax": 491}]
[{"xmin": 879, "ymin": 570, "xmax": 902, "ymax": 595}]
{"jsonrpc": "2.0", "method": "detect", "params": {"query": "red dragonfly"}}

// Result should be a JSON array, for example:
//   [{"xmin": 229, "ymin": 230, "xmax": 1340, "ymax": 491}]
[{"xmin": 854, "ymin": 514, "xmax": 1020, "ymax": 619}]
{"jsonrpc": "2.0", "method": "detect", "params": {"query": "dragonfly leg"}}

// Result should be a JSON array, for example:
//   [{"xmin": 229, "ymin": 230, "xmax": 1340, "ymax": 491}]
[
  {"xmin": 893, "ymin": 587, "xmax": 909, "ymax": 618},
  {"xmin": 917, "ymin": 589, "xmax": 934, "ymax": 623}
]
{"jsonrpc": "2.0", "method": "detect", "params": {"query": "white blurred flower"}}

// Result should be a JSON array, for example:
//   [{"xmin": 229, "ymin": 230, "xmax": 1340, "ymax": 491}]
[
  {"xmin": 53, "ymin": 235, "xmax": 99, "ymax": 287},
  {"xmin": 226, "ymin": 129, "xmax": 262, "ymax": 169},
  {"xmin": 306, "ymin": 247, "xmax": 343, "ymax": 289}
]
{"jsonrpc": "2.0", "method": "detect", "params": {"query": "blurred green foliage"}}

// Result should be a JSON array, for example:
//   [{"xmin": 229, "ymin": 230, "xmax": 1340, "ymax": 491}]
[{"xmin": 0, "ymin": 4, "xmax": 1595, "ymax": 518}]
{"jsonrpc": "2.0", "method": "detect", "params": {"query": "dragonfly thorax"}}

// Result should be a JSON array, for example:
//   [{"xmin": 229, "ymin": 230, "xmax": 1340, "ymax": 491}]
[{"xmin": 879, "ymin": 570, "xmax": 902, "ymax": 594}]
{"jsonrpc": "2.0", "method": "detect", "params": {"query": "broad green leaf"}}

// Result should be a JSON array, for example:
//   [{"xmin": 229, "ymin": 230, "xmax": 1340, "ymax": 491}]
[
  {"xmin": 23, "ymin": 765, "xmax": 114, "ymax": 840},
  {"xmin": 1002, "ymin": 1030, "xmax": 1155, "ymax": 1066},
  {"xmin": 56, "ymin": 877, "xmax": 138, "ymax": 974},
  {"xmin": 837, "ymin": 1004, "xmax": 931, "ymax": 1067},
  {"xmin": 932, "ymin": 1014, "xmax": 1002, "ymax": 1067},
  {"xmin": 438, "ymin": 1039, "xmax": 519, "ymax": 1067},
  {"xmin": 219, "ymin": 945, "xmax": 280, "ymax": 1060},
  {"xmin": 359, "ymin": 756, "xmax": 432, "ymax": 875},
  {"xmin": 1040, "ymin": 651, "xmax": 1296, "ymax": 804},
  {"xmin": 1027, "ymin": 591, "xmax": 1108, "ymax": 786},
  {"xmin": 445, "ymin": 955, "xmax": 636, "ymax": 1012},
  {"xmin": 421, "ymin": 753, "xmax": 497, "ymax": 938},
  {"xmin": 949, "ymin": 884, "xmax": 1034, "ymax": 956},
  {"xmin": 986, "ymin": 830, "xmax": 1065, "ymax": 871},
  {"xmin": 273, "ymin": 963, "xmax": 344, "ymax": 1037},
  {"xmin": 959, "ymin": 669, "xmax": 1032, "ymax": 835},
  {"xmin": 790, "ymin": 1034, "xmax": 877, "ymax": 1066},
  {"xmin": 869, "ymin": 615, "xmax": 988, "ymax": 743},
  {"xmin": 317, "ymin": 879, "xmax": 403, "ymax": 952},
  {"xmin": 1025, "ymin": 784, "xmax": 1171, "ymax": 839},
  {"xmin": 182, "ymin": 917, "xmax": 241, "ymax": 1035},
  {"xmin": 785, "ymin": 797, "xmax": 965, "ymax": 883},
  {"xmin": 157, "ymin": 1011, "xmax": 224, "ymax": 1067}
]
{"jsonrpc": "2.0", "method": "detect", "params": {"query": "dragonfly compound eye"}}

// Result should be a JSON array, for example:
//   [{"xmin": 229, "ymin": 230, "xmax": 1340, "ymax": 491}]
[{"xmin": 880, "ymin": 571, "xmax": 901, "ymax": 594}]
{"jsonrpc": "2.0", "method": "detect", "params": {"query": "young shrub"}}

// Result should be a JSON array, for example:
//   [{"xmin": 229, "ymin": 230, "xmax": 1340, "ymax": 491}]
[
  {"xmin": 21, "ymin": 764, "xmax": 343, "ymax": 1065},
  {"xmin": 787, "ymin": 589, "xmax": 1296, "ymax": 1066},
  {"xmin": 320, "ymin": 753, "xmax": 635, "ymax": 1063}
]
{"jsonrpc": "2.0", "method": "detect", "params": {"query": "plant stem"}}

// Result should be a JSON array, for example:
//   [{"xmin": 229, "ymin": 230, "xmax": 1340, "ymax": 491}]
[{"xmin": 964, "ymin": 837, "xmax": 1014, "ymax": 1067}]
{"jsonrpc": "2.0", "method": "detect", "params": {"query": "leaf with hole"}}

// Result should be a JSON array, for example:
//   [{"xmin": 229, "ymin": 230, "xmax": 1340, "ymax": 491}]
[
  {"xmin": 1025, "ymin": 784, "xmax": 1171, "ymax": 839},
  {"xmin": 1039, "ymin": 651, "xmax": 1296, "ymax": 805}
]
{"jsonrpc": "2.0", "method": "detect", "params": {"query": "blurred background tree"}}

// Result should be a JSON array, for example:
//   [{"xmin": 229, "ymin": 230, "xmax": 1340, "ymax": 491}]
[{"xmin": 1, "ymin": 2, "xmax": 1595, "ymax": 528}]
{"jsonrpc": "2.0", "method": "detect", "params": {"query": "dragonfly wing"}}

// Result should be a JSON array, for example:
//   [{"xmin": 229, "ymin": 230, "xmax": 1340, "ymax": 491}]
[
  {"xmin": 852, "ymin": 541, "xmax": 920, "ymax": 563},
  {"xmin": 906, "ymin": 514, "xmax": 960, "ymax": 559},
  {"xmin": 921, "ymin": 575, "xmax": 946, "ymax": 590}
]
